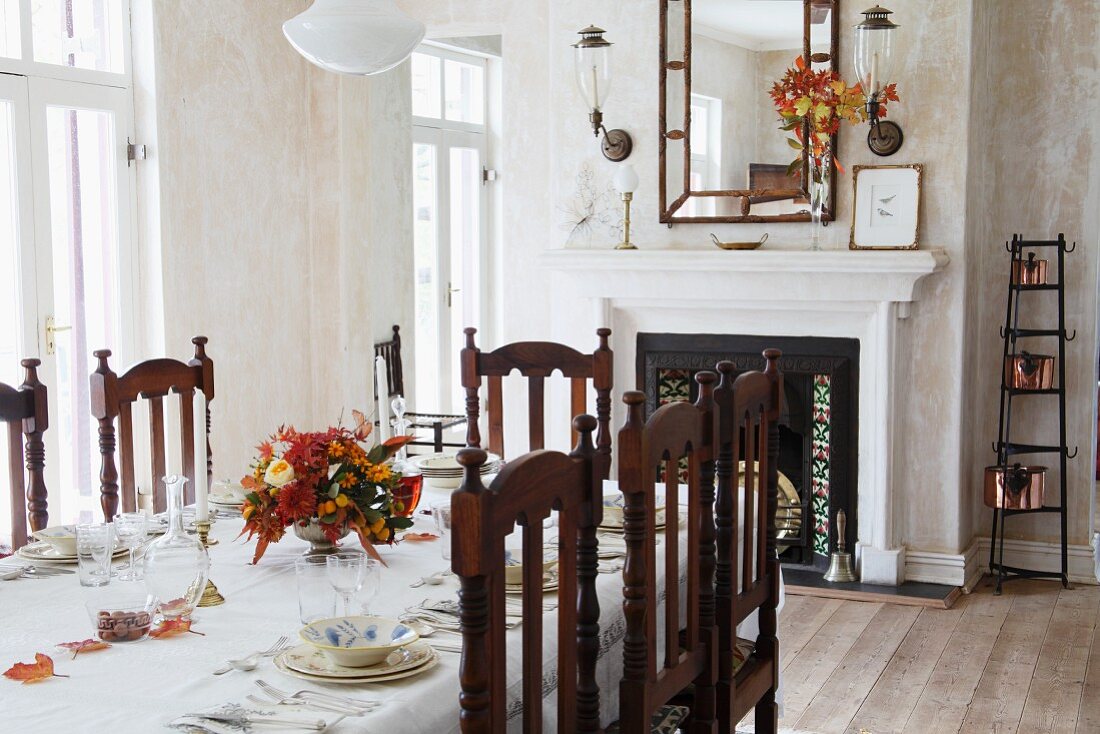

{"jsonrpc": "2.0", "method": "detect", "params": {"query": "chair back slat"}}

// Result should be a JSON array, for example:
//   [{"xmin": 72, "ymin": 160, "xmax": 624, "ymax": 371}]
[
  {"xmin": 714, "ymin": 351, "xmax": 783, "ymax": 731},
  {"xmin": 454, "ymin": 416, "xmax": 601, "ymax": 734},
  {"xmin": 372, "ymin": 325, "xmax": 404, "ymax": 398},
  {"xmin": 91, "ymin": 337, "xmax": 214, "ymax": 519},
  {"xmin": 617, "ymin": 385, "xmax": 717, "ymax": 733},
  {"xmin": 461, "ymin": 329, "xmax": 613, "ymax": 481},
  {"xmin": 118, "ymin": 402, "xmax": 136, "ymax": 514},
  {"xmin": 0, "ymin": 360, "xmax": 49, "ymax": 549}
]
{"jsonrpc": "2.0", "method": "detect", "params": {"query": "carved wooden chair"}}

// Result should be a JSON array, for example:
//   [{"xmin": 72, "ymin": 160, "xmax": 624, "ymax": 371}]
[
  {"xmin": 90, "ymin": 337, "xmax": 214, "ymax": 520},
  {"xmin": 713, "ymin": 353, "xmax": 782, "ymax": 734},
  {"xmin": 461, "ymin": 327, "xmax": 613, "ymax": 480},
  {"xmin": 0, "ymin": 359, "xmax": 48, "ymax": 550},
  {"xmin": 616, "ymin": 378, "xmax": 719, "ymax": 734},
  {"xmin": 374, "ymin": 325, "xmax": 466, "ymax": 453},
  {"xmin": 452, "ymin": 415, "xmax": 603, "ymax": 733}
]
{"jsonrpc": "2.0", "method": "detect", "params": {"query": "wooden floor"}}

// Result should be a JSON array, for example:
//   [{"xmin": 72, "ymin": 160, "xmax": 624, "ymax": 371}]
[{"xmin": 772, "ymin": 576, "xmax": 1100, "ymax": 733}]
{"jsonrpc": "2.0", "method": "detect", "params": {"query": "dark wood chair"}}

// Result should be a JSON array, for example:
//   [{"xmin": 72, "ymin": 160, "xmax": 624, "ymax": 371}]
[
  {"xmin": 461, "ymin": 327, "xmax": 613, "ymax": 480},
  {"xmin": 90, "ymin": 337, "xmax": 214, "ymax": 520},
  {"xmin": 452, "ymin": 415, "xmax": 603, "ymax": 733},
  {"xmin": 713, "ymin": 353, "xmax": 782, "ymax": 734},
  {"xmin": 374, "ymin": 325, "xmax": 466, "ymax": 453},
  {"xmin": 0, "ymin": 359, "xmax": 48, "ymax": 550},
  {"xmin": 617, "ymin": 378, "xmax": 719, "ymax": 734}
]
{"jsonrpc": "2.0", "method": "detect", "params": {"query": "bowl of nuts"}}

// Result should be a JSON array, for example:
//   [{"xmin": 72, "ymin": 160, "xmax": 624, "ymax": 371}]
[{"xmin": 86, "ymin": 596, "xmax": 157, "ymax": 643}]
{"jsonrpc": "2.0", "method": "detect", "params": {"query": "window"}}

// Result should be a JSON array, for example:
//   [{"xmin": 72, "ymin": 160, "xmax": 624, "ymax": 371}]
[
  {"xmin": 410, "ymin": 45, "xmax": 492, "ymax": 415},
  {"xmin": 0, "ymin": 2, "xmax": 136, "ymax": 544},
  {"xmin": 685, "ymin": 93, "xmax": 721, "ymax": 218}
]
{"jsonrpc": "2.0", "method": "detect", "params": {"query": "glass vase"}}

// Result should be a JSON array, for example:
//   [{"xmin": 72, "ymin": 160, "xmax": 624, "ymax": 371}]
[
  {"xmin": 808, "ymin": 149, "xmax": 831, "ymax": 251},
  {"xmin": 143, "ymin": 475, "xmax": 209, "ymax": 620}
]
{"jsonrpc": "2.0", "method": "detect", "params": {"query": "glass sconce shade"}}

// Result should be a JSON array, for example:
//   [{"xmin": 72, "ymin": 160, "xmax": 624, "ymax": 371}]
[
  {"xmin": 573, "ymin": 26, "xmax": 613, "ymax": 111},
  {"xmin": 613, "ymin": 164, "xmax": 639, "ymax": 195},
  {"xmin": 283, "ymin": 0, "xmax": 425, "ymax": 76},
  {"xmin": 854, "ymin": 6, "xmax": 898, "ymax": 96}
]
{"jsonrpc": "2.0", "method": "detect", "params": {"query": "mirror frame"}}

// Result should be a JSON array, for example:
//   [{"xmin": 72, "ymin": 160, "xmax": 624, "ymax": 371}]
[{"xmin": 659, "ymin": 0, "xmax": 841, "ymax": 224}]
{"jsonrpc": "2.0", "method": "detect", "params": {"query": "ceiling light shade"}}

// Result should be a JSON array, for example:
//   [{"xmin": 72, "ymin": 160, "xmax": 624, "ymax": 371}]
[{"xmin": 283, "ymin": 0, "xmax": 425, "ymax": 76}]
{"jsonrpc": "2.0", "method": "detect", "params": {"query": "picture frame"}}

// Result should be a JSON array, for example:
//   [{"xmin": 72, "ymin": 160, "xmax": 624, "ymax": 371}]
[{"xmin": 849, "ymin": 163, "xmax": 923, "ymax": 250}]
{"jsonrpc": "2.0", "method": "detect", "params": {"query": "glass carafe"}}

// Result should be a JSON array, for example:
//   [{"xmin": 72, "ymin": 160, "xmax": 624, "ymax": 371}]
[{"xmin": 143, "ymin": 475, "xmax": 209, "ymax": 619}]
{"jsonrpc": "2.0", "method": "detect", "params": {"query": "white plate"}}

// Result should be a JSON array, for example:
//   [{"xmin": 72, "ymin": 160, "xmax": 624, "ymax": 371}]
[
  {"xmin": 414, "ymin": 453, "xmax": 500, "ymax": 472},
  {"xmin": 504, "ymin": 569, "xmax": 559, "ymax": 595},
  {"xmin": 16, "ymin": 541, "xmax": 128, "ymax": 564},
  {"xmin": 274, "ymin": 645, "xmax": 439, "ymax": 685},
  {"xmin": 282, "ymin": 641, "xmax": 434, "ymax": 679}
]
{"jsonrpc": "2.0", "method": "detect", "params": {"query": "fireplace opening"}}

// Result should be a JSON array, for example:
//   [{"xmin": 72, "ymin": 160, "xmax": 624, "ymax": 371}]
[{"xmin": 638, "ymin": 333, "xmax": 859, "ymax": 573}]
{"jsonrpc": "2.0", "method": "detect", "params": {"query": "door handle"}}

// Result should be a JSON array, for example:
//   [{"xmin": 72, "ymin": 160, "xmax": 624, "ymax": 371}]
[
  {"xmin": 447, "ymin": 283, "xmax": 461, "ymax": 308},
  {"xmin": 45, "ymin": 315, "xmax": 71, "ymax": 355}
]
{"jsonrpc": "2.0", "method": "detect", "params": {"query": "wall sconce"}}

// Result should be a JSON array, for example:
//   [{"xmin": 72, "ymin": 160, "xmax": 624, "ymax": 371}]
[
  {"xmin": 572, "ymin": 26, "xmax": 634, "ymax": 162},
  {"xmin": 613, "ymin": 164, "xmax": 639, "ymax": 250},
  {"xmin": 854, "ymin": 5, "xmax": 903, "ymax": 156},
  {"xmin": 283, "ymin": 0, "xmax": 424, "ymax": 76}
]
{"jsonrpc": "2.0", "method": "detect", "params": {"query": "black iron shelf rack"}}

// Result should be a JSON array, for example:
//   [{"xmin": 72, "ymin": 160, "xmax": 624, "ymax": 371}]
[{"xmin": 989, "ymin": 233, "xmax": 1077, "ymax": 594}]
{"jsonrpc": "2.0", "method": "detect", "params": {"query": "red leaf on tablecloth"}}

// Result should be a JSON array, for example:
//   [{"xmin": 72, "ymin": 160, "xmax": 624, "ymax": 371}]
[
  {"xmin": 150, "ymin": 618, "xmax": 205, "ymax": 639},
  {"xmin": 56, "ymin": 639, "xmax": 111, "ymax": 659},
  {"xmin": 400, "ymin": 532, "xmax": 439, "ymax": 542},
  {"xmin": 3, "ymin": 653, "xmax": 67, "ymax": 683}
]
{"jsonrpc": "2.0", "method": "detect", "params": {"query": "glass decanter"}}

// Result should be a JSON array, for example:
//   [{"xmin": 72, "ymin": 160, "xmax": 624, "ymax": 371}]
[
  {"xmin": 390, "ymin": 395, "xmax": 423, "ymax": 518},
  {"xmin": 143, "ymin": 475, "xmax": 209, "ymax": 619}
]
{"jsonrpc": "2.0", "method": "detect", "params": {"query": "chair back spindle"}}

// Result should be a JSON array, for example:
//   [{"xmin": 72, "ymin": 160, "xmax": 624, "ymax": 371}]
[
  {"xmin": 90, "ymin": 337, "xmax": 214, "ymax": 520},
  {"xmin": 0, "ymin": 359, "xmax": 48, "ymax": 549},
  {"xmin": 453, "ymin": 416, "xmax": 602, "ymax": 733}
]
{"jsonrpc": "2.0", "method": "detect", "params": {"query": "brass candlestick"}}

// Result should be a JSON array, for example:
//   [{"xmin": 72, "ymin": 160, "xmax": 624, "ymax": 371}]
[
  {"xmin": 195, "ymin": 520, "xmax": 226, "ymax": 607},
  {"xmin": 615, "ymin": 192, "xmax": 637, "ymax": 250},
  {"xmin": 824, "ymin": 509, "xmax": 857, "ymax": 583}
]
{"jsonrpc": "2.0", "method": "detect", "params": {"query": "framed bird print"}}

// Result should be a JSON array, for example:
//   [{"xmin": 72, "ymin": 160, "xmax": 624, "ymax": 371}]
[{"xmin": 849, "ymin": 163, "xmax": 923, "ymax": 250}]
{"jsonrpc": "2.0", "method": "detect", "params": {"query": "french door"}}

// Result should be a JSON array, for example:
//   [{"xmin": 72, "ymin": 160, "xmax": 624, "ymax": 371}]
[
  {"xmin": 412, "ymin": 127, "xmax": 487, "ymax": 414},
  {"xmin": 0, "ymin": 71, "xmax": 135, "ymax": 536}
]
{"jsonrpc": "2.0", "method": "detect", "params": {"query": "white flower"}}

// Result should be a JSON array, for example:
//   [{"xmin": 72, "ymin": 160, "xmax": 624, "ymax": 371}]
[{"xmin": 264, "ymin": 458, "xmax": 295, "ymax": 487}]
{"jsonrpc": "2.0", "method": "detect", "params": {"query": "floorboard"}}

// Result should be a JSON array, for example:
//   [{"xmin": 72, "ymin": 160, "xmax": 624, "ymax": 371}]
[{"xmin": 1078, "ymin": 591, "xmax": 1100, "ymax": 734}]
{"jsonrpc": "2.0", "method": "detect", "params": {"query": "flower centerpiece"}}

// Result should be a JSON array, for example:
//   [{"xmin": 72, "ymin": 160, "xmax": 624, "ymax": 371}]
[
  {"xmin": 769, "ymin": 56, "xmax": 899, "ymax": 248},
  {"xmin": 238, "ymin": 418, "xmax": 415, "ymax": 564}
]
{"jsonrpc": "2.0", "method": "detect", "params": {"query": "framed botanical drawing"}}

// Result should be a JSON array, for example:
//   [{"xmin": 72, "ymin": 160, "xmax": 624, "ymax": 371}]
[{"xmin": 849, "ymin": 163, "xmax": 923, "ymax": 250}]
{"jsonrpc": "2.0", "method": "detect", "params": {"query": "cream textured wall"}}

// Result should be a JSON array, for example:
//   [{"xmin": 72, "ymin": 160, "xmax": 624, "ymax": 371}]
[
  {"xmin": 140, "ymin": 0, "xmax": 413, "ymax": 478},
  {"xmin": 964, "ymin": 0, "xmax": 1100, "ymax": 549}
]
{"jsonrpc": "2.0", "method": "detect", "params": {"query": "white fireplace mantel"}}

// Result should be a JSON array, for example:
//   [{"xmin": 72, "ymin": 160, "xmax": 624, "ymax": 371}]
[{"xmin": 540, "ymin": 247, "xmax": 949, "ymax": 586}]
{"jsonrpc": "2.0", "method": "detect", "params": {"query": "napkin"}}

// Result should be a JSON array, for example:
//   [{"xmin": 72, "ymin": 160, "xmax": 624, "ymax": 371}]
[{"xmin": 169, "ymin": 702, "xmax": 345, "ymax": 733}]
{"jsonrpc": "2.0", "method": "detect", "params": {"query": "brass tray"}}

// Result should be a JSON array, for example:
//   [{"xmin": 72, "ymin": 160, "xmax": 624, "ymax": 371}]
[{"xmin": 711, "ymin": 233, "xmax": 768, "ymax": 251}]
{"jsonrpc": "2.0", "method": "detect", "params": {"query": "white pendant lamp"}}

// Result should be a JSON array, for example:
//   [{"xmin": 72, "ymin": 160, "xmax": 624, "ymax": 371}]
[{"xmin": 283, "ymin": 0, "xmax": 425, "ymax": 76}]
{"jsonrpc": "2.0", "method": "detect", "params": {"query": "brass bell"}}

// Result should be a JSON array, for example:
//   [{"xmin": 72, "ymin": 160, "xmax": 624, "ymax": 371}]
[{"xmin": 824, "ymin": 509, "xmax": 857, "ymax": 583}]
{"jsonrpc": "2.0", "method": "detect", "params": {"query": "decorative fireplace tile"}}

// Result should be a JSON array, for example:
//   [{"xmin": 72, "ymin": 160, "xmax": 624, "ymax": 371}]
[
  {"xmin": 811, "ymin": 374, "xmax": 832, "ymax": 556},
  {"xmin": 657, "ymin": 369, "xmax": 692, "ymax": 405}
]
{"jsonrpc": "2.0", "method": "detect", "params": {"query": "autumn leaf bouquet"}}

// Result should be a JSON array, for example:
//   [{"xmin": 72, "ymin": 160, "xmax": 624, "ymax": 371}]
[
  {"xmin": 769, "ymin": 55, "xmax": 899, "ymax": 175},
  {"xmin": 238, "ymin": 420, "xmax": 415, "ymax": 564}
]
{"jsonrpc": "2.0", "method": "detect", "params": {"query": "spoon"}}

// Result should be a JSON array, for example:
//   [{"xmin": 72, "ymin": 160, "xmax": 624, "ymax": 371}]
[
  {"xmin": 385, "ymin": 647, "xmax": 413, "ymax": 666},
  {"xmin": 401, "ymin": 618, "xmax": 461, "ymax": 638},
  {"xmin": 409, "ymin": 571, "xmax": 447, "ymax": 588}
]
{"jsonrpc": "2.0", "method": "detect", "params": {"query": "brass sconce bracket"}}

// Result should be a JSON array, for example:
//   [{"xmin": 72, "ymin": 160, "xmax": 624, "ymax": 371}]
[
  {"xmin": 589, "ymin": 110, "xmax": 633, "ymax": 162},
  {"xmin": 865, "ymin": 97, "xmax": 903, "ymax": 156}
]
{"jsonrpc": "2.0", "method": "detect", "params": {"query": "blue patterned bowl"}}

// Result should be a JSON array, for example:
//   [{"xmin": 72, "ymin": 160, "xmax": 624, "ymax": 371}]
[{"xmin": 299, "ymin": 616, "xmax": 419, "ymax": 667}]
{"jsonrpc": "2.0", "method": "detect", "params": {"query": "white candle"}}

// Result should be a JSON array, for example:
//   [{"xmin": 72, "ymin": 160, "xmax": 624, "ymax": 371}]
[
  {"xmin": 590, "ymin": 65, "xmax": 599, "ymax": 109},
  {"xmin": 870, "ymin": 52, "xmax": 879, "ymax": 96},
  {"xmin": 195, "ymin": 392, "xmax": 209, "ymax": 521},
  {"xmin": 375, "ymin": 356, "xmax": 391, "ymax": 443}
]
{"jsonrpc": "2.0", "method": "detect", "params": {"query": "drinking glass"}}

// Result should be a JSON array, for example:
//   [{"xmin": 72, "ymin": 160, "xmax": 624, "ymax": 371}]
[
  {"xmin": 114, "ymin": 512, "xmax": 147, "ymax": 581},
  {"xmin": 295, "ymin": 556, "xmax": 336, "ymax": 624},
  {"xmin": 326, "ymin": 550, "xmax": 367, "ymax": 617},
  {"xmin": 76, "ymin": 523, "xmax": 114, "ymax": 587},
  {"xmin": 358, "ymin": 559, "xmax": 383, "ymax": 615},
  {"xmin": 433, "ymin": 502, "xmax": 453, "ymax": 561}
]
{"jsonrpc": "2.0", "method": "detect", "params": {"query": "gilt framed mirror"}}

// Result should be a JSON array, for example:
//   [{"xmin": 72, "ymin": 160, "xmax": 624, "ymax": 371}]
[{"xmin": 659, "ymin": 0, "xmax": 840, "ymax": 223}]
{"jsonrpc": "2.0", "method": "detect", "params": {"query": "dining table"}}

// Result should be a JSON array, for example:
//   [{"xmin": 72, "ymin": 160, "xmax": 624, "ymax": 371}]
[{"xmin": 0, "ymin": 482, "xmax": 782, "ymax": 732}]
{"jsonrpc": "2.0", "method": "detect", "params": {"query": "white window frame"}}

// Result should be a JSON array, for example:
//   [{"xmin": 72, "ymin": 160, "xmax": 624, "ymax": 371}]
[{"xmin": 687, "ymin": 93, "xmax": 721, "ymax": 217}]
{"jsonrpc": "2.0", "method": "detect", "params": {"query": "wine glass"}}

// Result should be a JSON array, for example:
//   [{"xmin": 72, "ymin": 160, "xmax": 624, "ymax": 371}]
[
  {"xmin": 359, "ymin": 559, "xmax": 383, "ymax": 615},
  {"xmin": 114, "ymin": 512, "xmax": 147, "ymax": 581},
  {"xmin": 326, "ymin": 550, "xmax": 367, "ymax": 617},
  {"xmin": 432, "ymin": 503, "xmax": 453, "ymax": 561}
]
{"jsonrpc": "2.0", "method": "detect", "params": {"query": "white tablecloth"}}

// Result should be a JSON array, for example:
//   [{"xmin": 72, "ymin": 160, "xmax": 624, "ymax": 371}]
[{"xmin": 0, "ymin": 485, "xmax": 781, "ymax": 732}]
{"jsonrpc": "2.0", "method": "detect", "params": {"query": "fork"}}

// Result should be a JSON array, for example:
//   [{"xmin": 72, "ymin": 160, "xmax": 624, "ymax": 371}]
[
  {"xmin": 212, "ymin": 636, "xmax": 290, "ymax": 675},
  {"xmin": 256, "ymin": 679, "xmax": 380, "ymax": 712},
  {"xmin": 245, "ymin": 694, "xmax": 367, "ymax": 716}
]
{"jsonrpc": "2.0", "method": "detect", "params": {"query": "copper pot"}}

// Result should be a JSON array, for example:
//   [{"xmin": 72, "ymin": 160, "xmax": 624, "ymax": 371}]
[
  {"xmin": 1005, "ymin": 352, "xmax": 1055, "ymax": 390},
  {"xmin": 1011, "ymin": 252, "xmax": 1048, "ymax": 285},
  {"xmin": 984, "ymin": 464, "xmax": 1046, "ymax": 509}
]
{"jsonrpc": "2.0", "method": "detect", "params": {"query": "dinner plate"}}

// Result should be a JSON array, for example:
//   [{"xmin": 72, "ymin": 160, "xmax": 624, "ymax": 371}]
[
  {"xmin": 282, "ymin": 641, "xmax": 434, "ymax": 679},
  {"xmin": 597, "ymin": 523, "xmax": 666, "ymax": 535},
  {"xmin": 504, "ymin": 569, "xmax": 559, "ymax": 595},
  {"xmin": 273, "ymin": 645, "xmax": 439, "ymax": 685},
  {"xmin": 16, "ymin": 541, "xmax": 128, "ymax": 564},
  {"xmin": 599, "ymin": 508, "xmax": 666, "ymax": 531}
]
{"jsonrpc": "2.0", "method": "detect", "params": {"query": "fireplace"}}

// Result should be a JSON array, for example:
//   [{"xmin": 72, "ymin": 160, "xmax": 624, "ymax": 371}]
[{"xmin": 637, "ymin": 333, "xmax": 859, "ymax": 572}]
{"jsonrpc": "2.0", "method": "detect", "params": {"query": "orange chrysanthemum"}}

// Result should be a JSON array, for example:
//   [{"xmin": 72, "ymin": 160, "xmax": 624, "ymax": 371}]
[{"xmin": 275, "ymin": 481, "xmax": 317, "ymax": 522}]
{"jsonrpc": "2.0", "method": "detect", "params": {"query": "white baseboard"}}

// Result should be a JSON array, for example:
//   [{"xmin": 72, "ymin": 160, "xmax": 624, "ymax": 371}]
[{"xmin": 903, "ymin": 537, "xmax": 1097, "ymax": 589}]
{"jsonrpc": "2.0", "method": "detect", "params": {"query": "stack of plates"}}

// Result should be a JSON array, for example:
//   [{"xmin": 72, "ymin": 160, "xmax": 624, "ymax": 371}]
[
  {"xmin": 16, "ymin": 541, "xmax": 128, "ymax": 565},
  {"xmin": 209, "ymin": 493, "xmax": 244, "ymax": 512},
  {"xmin": 504, "ymin": 567, "xmax": 559, "ymax": 595},
  {"xmin": 413, "ymin": 452, "xmax": 502, "ymax": 489},
  {"xmin": 274, "ymin": 641, "xmax": 440, "ymax": 685}
]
